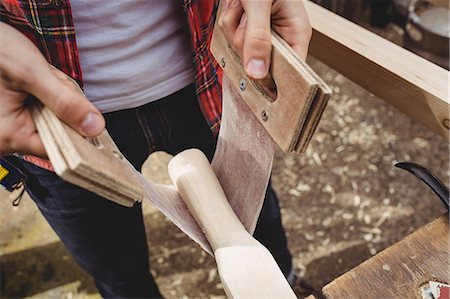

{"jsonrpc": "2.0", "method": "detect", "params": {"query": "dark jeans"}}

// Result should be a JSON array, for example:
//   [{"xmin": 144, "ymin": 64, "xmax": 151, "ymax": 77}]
[{"xmin": 8, "ymin": 84, "xmax": 292, "ymax": 298}]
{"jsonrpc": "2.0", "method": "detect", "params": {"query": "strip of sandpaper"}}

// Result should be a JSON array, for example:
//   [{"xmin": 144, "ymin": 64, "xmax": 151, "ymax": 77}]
[
  {"xmin": 33, "ymin": 76, "xmax": 274, "ymax": 255},
  {"xmin": 135, "ymin": 76, "xmax": 275, "ymax": 253}
]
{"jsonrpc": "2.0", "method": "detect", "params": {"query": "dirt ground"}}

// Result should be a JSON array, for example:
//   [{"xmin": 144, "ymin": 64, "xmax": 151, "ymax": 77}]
[{"xmin": 1, "ymin": 25, "xmax": 449, "ymax": 299}]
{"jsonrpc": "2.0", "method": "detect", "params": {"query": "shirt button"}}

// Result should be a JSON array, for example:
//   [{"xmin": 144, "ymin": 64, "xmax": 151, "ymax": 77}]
[{"xmin": 50, "ymin": 0, "xmax": 63, "ymax": 8}]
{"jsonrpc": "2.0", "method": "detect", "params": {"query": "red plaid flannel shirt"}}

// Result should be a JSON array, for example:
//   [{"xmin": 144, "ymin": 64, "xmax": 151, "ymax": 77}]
[{"xmin": 0, "ymin": 0, "xmax": 222, "ymax": 171}]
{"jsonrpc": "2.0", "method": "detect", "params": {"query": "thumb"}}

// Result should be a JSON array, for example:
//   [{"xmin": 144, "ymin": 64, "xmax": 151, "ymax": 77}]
[
  {"xmin": 26, "ymin": 63, "xmax": 105, "ymax": 137},
  {"xmin": 241, "ymin": 0, "xmax": 272, "ymax": 80}
]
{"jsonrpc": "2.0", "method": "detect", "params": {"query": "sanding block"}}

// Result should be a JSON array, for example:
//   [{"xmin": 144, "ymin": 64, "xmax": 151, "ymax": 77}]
[
  {"xmin": 31, "ymin": 103, "xmax": 143, "ymax": 207},
  {"xmin": 211, "ymin": 28, "xmax": 331, "ymax": 153}
]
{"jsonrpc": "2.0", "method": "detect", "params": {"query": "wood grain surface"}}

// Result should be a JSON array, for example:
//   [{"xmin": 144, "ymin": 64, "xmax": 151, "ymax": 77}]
[
  {"xmin": 211, "ymin": 23, "xmax": 331, "ymax": 153},
  {"xmin": 305, "ymin": 1, "xmax": 450, "ymax": 139},
  {"xmin": 31, "ymin": 103, "xmax": 143, "ymax": 207},
  {"xmin": 323, "ymin": 213, "xmax": 449, "ymax": 298},
  {"xmin": 169, "ymin": 149, "xmax": 296, "ymax": 298}
]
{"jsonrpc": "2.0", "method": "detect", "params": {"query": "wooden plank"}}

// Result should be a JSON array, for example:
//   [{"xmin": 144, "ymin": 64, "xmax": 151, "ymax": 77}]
[
  {"xmin": 322, "ymin": 213, "xmax": 450, "ymax": 298},
  {"xmin": 305, "ymin": 1, "xmax": 450, "ymax": 139}
]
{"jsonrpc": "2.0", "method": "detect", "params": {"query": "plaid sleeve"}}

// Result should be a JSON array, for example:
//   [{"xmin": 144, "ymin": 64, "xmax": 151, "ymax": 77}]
[
  {"xmin": 184, "ymin": 0, "xmax": 223, "ymax": 136},
  {"xmin": 1, "ymin": 0, "xmax": 82, "ymax": 171},
  {"xmin": 1, "ymin": 0, "xmax": 224, "ymax": 172}
]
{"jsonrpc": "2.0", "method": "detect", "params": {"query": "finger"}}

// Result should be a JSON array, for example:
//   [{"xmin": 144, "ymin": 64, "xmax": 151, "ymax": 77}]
[
  {"xmin": 234, "ymin": 14, "xmax": 247, "ymax": 55},
  {"xmin": 0, "ymin": 23, "xmax": 105, "ymax": 137},
  {"xmin": 0, "ymin": 113, "xmax": 46, "ymax": 158},
  {"xmin": 14, "ymin": 111, "xmax": 46, "ymax": 157},
  {"xmin": 220, "ymin": 0, "xmax": 245, "ymax": 52},
  {"xmin": 291, "ymin": 3, "xmax": 312, "ymax": 60},
  {"xmin": 218, "ymin": 0, "xmax": 230, "ymax": 26},
  {"xmin": 272, "ymin": 2, "xmax": 312, "ymax": 60},
  {"xmin": 275, "ymin": 22, "xmax": 311, "ymax": 60},
  {"xmin": 240, "ymin": 0, "xmax": 272, "ymax": 79},
  {"xmin": 27, "ymin": 64, "xmax": 105, "ymax": 137},
  {"xmin": 17, "ymin": 132, "xmax": 47, "ymax": 158}
]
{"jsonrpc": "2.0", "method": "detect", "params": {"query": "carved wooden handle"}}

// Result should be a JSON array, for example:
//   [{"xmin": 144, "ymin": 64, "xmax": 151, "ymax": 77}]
[
  {"xmin": 168, "ymin": 149, "xmax": 297, "ymax": 298},
  {"xmin": 168, "ymin": 149, "xmax": 257, "ymax": 251}
]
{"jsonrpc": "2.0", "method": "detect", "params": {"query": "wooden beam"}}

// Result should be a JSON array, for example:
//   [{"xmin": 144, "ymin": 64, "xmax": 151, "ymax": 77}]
[
  {"xmin": 305, "ymin": 1, "xmax": 450, "ymax": 139},
  {"xmin": 322, "ymin": 214, "xmax": 449, "ymax": 298}
]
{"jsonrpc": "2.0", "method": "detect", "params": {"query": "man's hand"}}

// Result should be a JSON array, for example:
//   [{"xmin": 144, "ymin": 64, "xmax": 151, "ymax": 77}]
[
  {"xmin": 219, "ymin": 0, "xmax": 312, "ymax": 80},
  {"xmin": 0, "ymin": 23, "xmax": 105, "ymax": 157}
]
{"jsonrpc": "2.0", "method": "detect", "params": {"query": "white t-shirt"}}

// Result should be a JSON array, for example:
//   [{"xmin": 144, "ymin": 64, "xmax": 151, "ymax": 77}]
[{"xmin": 71, "ymin": 0, "xmax": 195, "ymax": 113}]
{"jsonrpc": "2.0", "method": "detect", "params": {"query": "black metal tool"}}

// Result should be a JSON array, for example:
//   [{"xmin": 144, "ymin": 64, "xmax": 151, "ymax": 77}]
[
  {"xmin": 0, "ymin": 156, "xmax": 27, "ymax": 206},
  {"xmin": 395, "ymin": 162, "xmax": 449, "ymax": 210},
  {"xmin": 0, "ymin": 156, "xmax": 25, "ymax": 193}
]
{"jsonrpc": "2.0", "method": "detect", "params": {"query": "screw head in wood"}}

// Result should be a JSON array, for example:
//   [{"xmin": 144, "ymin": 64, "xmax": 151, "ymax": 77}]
[
  {"xmin": 261, "ymin": 110, "xmax": 268, "ymax": 121},
  {"xmin": 87, "ymin": 137, "xmax": 102, "ymax": 149},
  {"xmin": 113, "ymin": 150, "xmax": 124, "ymax": 160},
  {"xmin": 239, "ymin": 79, "xmax": 247, "ymax": 91},
  {"xmin": 443, "ymin": 119, "xmax": 450, "ymax": 130},
  {"xmin": 221, "ymin": 57, "xmax": 226, "ymax": 68}
]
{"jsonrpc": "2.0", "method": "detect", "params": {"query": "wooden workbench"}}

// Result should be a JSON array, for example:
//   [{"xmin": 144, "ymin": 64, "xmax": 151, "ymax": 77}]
[{"xmin": 307, "ymin": 213, "xmax": 449, "ymax": 298}]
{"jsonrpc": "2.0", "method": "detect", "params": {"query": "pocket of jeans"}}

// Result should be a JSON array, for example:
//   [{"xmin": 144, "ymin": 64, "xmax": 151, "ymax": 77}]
[
  {"xmin": 136, "ymin": 104, "xmax": 171, "ymax": 152},
  {"xmin": 19, "ymin": 160, "xmax": 106, "ymax": 217}
]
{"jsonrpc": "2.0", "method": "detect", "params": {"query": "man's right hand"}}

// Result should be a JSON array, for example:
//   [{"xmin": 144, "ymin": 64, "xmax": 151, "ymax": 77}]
[{"xmin": 0, "ymin": 22, "xmax": 105, "ymax": 158}]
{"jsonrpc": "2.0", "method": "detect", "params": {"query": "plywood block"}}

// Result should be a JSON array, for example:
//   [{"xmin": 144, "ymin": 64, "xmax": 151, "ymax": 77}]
[
  {"xmin": 31, "ymin": 103, "xmax": 143, "ymax": 207},
  {"xmin": 211, "ymin": 26, "xmax": 331, "ymax": 153}
]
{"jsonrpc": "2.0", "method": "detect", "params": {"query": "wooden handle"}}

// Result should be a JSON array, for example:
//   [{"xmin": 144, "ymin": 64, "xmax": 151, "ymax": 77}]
[
  {"xmin": 168, "ymin": 149, "xmax": 257, "ymax": 251},
  {"xmin": 168, "ymin": 149, "xmax": 296, "ymax": 298},
  {"xmin": 211, "ymin": 23, "xmax": 330, "ymax": 153}
]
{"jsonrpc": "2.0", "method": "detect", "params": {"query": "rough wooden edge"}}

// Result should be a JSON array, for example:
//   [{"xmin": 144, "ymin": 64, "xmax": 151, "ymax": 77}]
[
  {"xmin": 31, "ymin": 103, "xmax": 140, "ymax": 207},
  {"xmin": 305, "ymin": 1, "xmax": 450, "ymax": 139}
]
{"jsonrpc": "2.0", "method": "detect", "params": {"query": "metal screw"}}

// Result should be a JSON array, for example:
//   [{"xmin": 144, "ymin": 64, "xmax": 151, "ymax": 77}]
[
  {"xmin": 443, "ymin": 119, "xmax": 450, "ymax": 130},
  {"xmin": 261, "ymin": 110, "xmax": 268, "ymax": 121},
  {"xmin": 221, "ymin": 57, "xmax": 226, "ymax": 68},
  {"xmin": 113, "ymin": 150, "xmax": 124, "ymax": 160},
  {"xmin": 239, "ymin": 79, "xmax": 247, "ymax": 91},
  {"xmin": 87, "ymin": 137, "xmax": 101, "ymax": 148}
]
